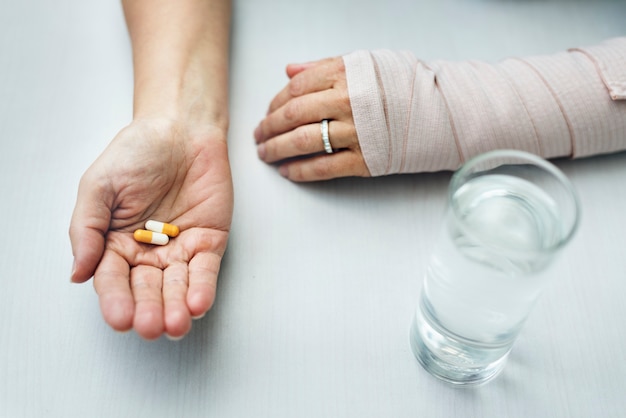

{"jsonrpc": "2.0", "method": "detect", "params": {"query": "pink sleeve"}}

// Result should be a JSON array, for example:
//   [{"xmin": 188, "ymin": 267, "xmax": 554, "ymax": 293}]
[{"xmin": 343, "ymin": 38, "xmax": 626, "ymax": 176}]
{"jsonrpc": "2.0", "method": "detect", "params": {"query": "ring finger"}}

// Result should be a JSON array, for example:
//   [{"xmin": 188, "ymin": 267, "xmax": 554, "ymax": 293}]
[
  {"xmin": 257, "ymin": 120, "xmax": 357, "ymax": 163},
  {"xmin": 254, "ymin": 88, "xmax": 350, "ymax": 143}
]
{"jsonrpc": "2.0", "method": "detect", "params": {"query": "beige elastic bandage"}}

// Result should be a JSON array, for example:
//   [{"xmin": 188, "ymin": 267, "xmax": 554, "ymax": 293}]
[{"xmin": 343, "ymin": 37, "xmax": 626, "ymax": 176}]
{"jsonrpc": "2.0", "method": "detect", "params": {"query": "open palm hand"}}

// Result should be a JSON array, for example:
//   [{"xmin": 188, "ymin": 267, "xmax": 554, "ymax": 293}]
[{"xmin": 70, "ymin": 119, "xmax": 233, "ymax": 340}]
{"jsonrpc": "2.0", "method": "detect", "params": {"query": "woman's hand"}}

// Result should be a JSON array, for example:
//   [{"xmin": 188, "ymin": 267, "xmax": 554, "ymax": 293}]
[
  {"xmin": 69, "ymin": 119, "xmax": 233, "ymax": 340},
  {"xmin": 255, "ymin": 57, "xmax": 370, "ymax": 181}
]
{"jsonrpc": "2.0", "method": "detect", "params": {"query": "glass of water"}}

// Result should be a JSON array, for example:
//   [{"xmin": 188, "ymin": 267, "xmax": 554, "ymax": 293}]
[{"xmin": 410, "ymin": 150, "xmax": 580, "ymax": 386}]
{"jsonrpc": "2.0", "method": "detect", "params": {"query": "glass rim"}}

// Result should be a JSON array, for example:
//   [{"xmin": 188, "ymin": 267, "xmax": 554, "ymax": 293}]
[{"xmin": 448, "ymin": 150, "xmax": 581, "ymax": 257}]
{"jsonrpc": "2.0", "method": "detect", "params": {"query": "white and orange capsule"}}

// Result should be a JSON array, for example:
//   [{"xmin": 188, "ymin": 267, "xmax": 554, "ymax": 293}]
[
  {"xmin": 133, "ymin": 229, "xmax": 169, "ymax": 246},
  {"xmin": 145, "ymin": 220, "xmax": 180, "ymax": 237}
]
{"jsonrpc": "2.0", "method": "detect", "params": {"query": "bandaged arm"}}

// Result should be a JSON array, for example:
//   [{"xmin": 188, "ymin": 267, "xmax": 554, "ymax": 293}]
[{"xmin": 343, "ymin": 38, "xmax": 626, "ymax": 176}]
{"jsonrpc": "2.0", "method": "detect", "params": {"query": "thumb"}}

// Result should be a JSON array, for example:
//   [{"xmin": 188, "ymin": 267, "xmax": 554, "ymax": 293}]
[
  {"xmin": 286, "ymin": 57, "xmax": 340, "ymax": 78},
  {"xmin": 285, "ymin": 61, "xmax": 318, "ymax": 78},
  {"xmin": 69, "ymin": 175, "xmax": 114, "ymax": 283}
]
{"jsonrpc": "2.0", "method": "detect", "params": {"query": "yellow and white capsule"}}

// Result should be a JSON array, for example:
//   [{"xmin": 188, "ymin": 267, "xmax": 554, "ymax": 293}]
[
  {"xmin": 133, "ymin": 229, "xmax": 169, "ymax": 246},
  {"xmin": 145, "ymin": 220, "xmax": 180, "ymax": 237}
]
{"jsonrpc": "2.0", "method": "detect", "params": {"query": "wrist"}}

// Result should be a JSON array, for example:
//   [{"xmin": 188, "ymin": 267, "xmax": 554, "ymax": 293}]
[
  {"xmin": 132, "ymin": 60, "xmax": 229, "ymax": 133},
  {"xmin": 123, "ymin": 0, "xmax": 231, "ymax": 133}
]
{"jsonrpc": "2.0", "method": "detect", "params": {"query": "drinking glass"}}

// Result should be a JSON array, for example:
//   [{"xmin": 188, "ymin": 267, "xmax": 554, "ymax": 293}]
[{"xmin": 409, "ymin": 150, "xmax": 580, "ymax": 386}]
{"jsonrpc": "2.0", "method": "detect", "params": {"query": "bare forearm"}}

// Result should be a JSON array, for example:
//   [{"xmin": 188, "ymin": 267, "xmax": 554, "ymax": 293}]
[{"xmin": 122, "ymin": 0, "xmax": 231, "ymax": 130}]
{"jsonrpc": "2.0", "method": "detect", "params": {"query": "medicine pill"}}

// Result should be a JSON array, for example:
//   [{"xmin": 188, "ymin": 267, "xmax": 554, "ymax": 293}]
[
  {"xmin": 133, "ymin": 229, "xmax": 169, "ymax": 246},
  {"xmin": 145, "ymin": 220, "xmax": 180, "ymax": 237}
]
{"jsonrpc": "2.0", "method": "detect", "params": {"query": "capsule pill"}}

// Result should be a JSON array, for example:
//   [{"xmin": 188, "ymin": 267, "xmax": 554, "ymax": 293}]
[
  {"xmin": 133, "ymin": 229, "xmax": 169, "ymax": 246},
  {"xmin": 145, "ymin": 220, "xmax": 180, "ymax": 237}
]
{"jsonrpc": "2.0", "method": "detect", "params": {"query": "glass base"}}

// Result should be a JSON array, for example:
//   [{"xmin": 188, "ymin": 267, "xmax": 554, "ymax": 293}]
[{"xmin": 409, "ymin": 307, "xmax": 511, "ymax": 386}]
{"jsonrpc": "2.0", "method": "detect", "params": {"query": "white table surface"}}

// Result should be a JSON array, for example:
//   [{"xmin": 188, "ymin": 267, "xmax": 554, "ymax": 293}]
[{"xmin": 1, "ymin": 0, "xmax": 625, "ymax": 417}]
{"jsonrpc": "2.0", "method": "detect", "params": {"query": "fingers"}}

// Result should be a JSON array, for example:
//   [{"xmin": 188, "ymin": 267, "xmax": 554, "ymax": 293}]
[
  {"xmin": 255, "ymin": 88, "xmax": 351, "ymax": 144},
  {"xmin": 257, "ymin": 120, "xmax": 355, "ymax": 163},
  {"xmin": 279, "ymin": 150, "xmax": 370, "ymax": 182},
  {"xmin": 255, "ymin": 56, "xmax": 366, "ymax": 181},
  {"xmin": 268, "ymin": 58, "xmax": 343, "ymax": 115},
  {"xmin": 162, "ymin": 263, "xmax": 192, "ymax": 339},
  {"xmin": 186, "ymin": 251, "xmax": 221, "ymax": 319},
  {"xmin": 130, "ymin": 265, "xmax": 165, "ymax": 340},
  {"xmin": 69, "ymin": 173, "xmax": 114, "ymax": 283},
  {"xmin": 95, "ymin": 251, "xmax": 196, "ymax": 340},
  {"xmin": 285, "ymin": 62, "xmax": 316, "ymax": 78},
  {"xmin": 93, "ymin": 250, "xmax": 134, "ymax": 333},
  {"xmin": 91, "ymin": 227, "xmax": 225, "ymax": 340},
  {"xmin": 256, "ymin": 116, "xmax": 370, "ymax": 180}
]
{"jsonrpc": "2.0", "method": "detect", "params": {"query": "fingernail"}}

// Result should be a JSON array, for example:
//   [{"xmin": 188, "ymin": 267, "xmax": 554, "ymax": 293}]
[
  {"xmin": 257, "ymin": 143, "xmax": 266, "ymax": 160},
  {"xmin": 254, "ymin": 125, "xmax": 262, "ymax": 143},
  {"xmin": 70, "ymin": 259, "xmax": 76, "ymax": 283},
  {"xmin": 165, "ymin": 333, "xmax": 185, "ymax": 341},
  {"xmin": 279, "ymin": 165, "xmax": 289, "ymax": 178},
  {"xmin": 192, "ymin": 313, "xmax": 205, "ymax": 320}
]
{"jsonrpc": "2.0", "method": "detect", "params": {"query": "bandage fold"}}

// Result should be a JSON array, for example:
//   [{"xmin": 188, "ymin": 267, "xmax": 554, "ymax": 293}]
[{"xmin": 344, "ymin": 37, "xmax": 626, "ymax": 176}]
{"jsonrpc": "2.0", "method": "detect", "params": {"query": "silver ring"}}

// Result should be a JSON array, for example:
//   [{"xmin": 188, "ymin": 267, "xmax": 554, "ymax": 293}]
[{"xmin": 321, "ymin": 119, "xmax": 333, "ymax": 154}]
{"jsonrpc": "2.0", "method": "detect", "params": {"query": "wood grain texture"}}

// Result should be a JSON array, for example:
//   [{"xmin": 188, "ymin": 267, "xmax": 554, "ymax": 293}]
[{"xmin": 1, "ymin": 0, "xmax": 625, "ymax": 417}]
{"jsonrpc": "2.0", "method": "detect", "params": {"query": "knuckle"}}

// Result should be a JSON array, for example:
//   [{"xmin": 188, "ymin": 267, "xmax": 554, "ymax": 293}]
[
  {"xmin": 288, "ymin": 76, "xmax": 304, "ymax": 97},
  {"xmin": 345, "ymin": 125, "xmax": 359, "ymax": 148},
  {"xmin": 333, "ymin": 57, "xmax": 346, "ymax": 74},
  {"xmin": 350, "ymin": 151, "xmax": 370, "ymax": 177},
  {"xmin": 268, "ymin": 98, "xmax": 280, "ymax": 113},
  {"xmin": 312, "ymin": 158, "xmax": 331, "ymax": 178},
  {"xmin": 283, "ymin": 99, "xmax": 301, "ymax": 122},
  {"xmin": 337, "ymin": 91, "xmax": 353, "ymax": 114},
  {"xmin": 292, "ymin": 127, "xmax": 312, "ymax": 152},
  {"xmin": 330, "ymin": 58, "xmax": 347, "ymax": 85}
]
